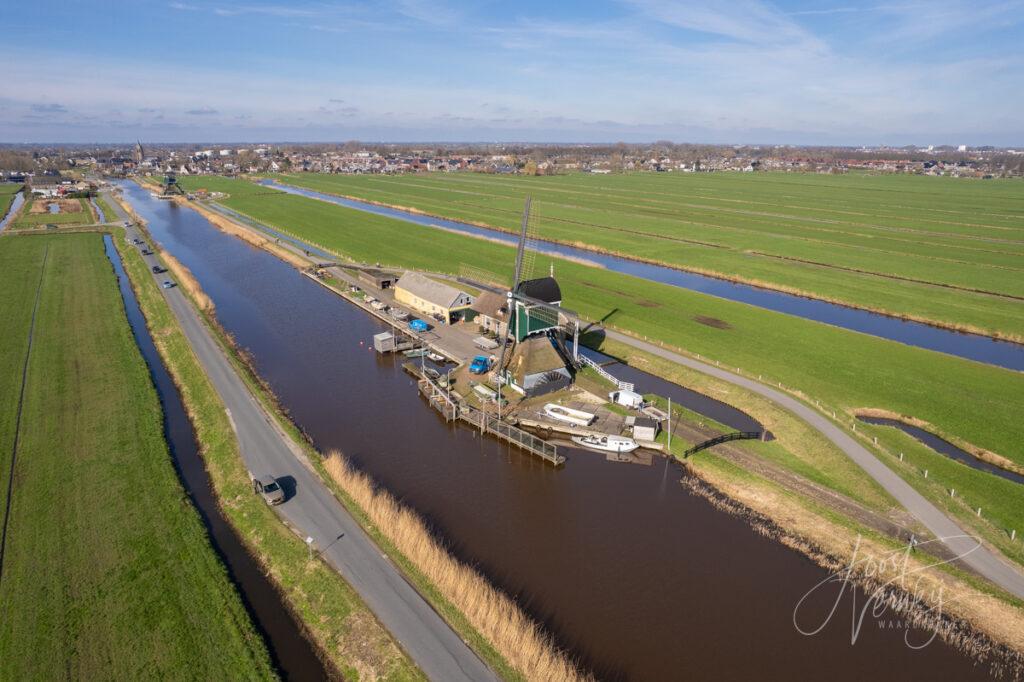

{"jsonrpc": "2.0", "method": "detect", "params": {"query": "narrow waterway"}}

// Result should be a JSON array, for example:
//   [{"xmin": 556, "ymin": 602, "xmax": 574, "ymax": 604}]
[
  {"xmin": 0, "ymin": 188, "xmax": 25, "ymax": 232},
  {"xmin": 857, "ymin": 416, "xmax": 1024, "ymax": 486},
  {"xmin": 102, "ymin": 234, "xmax": 329, "ymax": 680},
  {"xmin": 91, "ymin": 196, "xmax": 106, "ymax": 223},
  {"xmin": 119, "ymin": 180, "xmax": 996, "ymax": 681},
  {"xmin": 264, "ymin": 179, "xmax": 1024, "ymax": 372}
]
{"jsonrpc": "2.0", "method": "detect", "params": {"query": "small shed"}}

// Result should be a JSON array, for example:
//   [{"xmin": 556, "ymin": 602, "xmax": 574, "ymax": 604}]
[
  {"xmin": 359, "ymin": 268, "xmax": 399, "ymax": 290},
  {"xmin": 373, "ymin": 332, "xmax": 396, "ymax": 354},
  {"xmin": 632, "ymin": 417, "xmax": 660, "ymax": 442}
]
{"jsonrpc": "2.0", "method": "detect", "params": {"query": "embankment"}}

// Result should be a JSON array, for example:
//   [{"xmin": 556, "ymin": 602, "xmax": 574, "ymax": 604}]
[{"xmin": 113, "ymin": 223, "xmax": 420, "ymax": 680}]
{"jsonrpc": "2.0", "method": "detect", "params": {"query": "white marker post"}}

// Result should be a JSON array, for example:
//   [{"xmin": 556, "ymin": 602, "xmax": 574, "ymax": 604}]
[
  {"xmin": 306, "ymin": 536, "xmax": 315, "ymax": 561},
  {"xmin": 668, "ymin": 397, "xmax": 672, "ymax": 450}
]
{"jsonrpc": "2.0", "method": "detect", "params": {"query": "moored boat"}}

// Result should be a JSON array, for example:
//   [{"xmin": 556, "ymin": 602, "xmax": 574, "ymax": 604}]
[
  {"xmin": 543, "ymin": 403, "xmax": 596, "ymax": 427},
  {"xmin": 404, "ymin": 348, "xmax": 428, "ymax": 358},
  {"xmin": 571, "ymin": 434, "xmax": 639, "ymax": 453}
]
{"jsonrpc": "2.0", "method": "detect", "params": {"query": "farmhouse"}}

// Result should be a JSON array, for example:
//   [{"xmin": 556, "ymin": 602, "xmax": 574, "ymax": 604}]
[
  {"xmin": 394, "ymin": 271, "xmax": 474, "ymax": 323},
  {"xmin": 469, "ymin": 290, "xmax": 509, "ymax": 338},
  {"xmin": 29, "ymin": 175, "xmax": 61, "ymax": 197}
]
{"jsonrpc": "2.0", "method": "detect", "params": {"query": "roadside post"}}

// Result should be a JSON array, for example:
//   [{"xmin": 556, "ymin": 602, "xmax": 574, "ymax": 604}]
[{"xmin": 306, "ymin": 536, "xmax": 315, "ymax": 561}]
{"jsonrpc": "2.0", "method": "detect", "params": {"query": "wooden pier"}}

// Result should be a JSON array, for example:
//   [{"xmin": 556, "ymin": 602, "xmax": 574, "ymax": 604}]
[{"xmin": 405, "ymin": 363, "xmax": 564, "ymax": 466}]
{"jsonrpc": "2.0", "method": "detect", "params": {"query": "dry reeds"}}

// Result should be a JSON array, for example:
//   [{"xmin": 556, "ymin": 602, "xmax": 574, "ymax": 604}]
[
  {"xmin": 161, "ymin": 251, "xmax": 214, "ymax": 312},
  {"xmin": 188, "ymin": 201, "xmax": 312, "ymax": 269},
  {"xmin": 323, "ymin": 451, "xmax": 587, "ymax": 682}
]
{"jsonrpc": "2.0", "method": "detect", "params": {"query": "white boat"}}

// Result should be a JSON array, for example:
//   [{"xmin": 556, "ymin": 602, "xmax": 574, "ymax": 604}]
[
  {"xmin": 370, "ymin": 300, "xmax": 388, "ymax": 310},
  {"xmin": 571, "ymin": 434, "xmax": 639, "ymax": 453},
  {"xmin": 543, "ymin": 403, "xmax": 596, "ymax": 427},
  {"xmin": 403, "ymin": 348, "xmax": 427, "ymax": 358},
  {"xmin": 427, "ymin": 352, "xmax": 445, "ymax": 363},
  {"xmin": 390, "ymin": 309, "xmax": 410, "ymax": 321}
]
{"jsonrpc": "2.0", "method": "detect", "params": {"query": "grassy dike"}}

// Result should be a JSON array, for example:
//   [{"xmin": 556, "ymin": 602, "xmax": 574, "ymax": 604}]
[
  {"xmin": 114, "ymin": 197, "xmax": 528, "ymax": 681},
  {"xmin": 111, "ymin": 227, "xmax": 424, "ymax": 681}
]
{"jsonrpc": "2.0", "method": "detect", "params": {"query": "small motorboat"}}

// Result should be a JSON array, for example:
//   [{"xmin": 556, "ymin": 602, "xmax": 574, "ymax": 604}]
[
  {"xmin": 427, "ymin": 352, "xmax": 445, "ymax": 363},
  {"xmin": 571, "ymin": 434, "xmax": 639, "ymax": 453},
  {"xmin": 370, "ymin": 300, "xmax": 388, "ymax": 311},
  {"xmin": 543, "ymin": 403, "xmax": 596, "ymax": 427},
  {"xmin": 404, "ymin": 348, "xmax": 428, "ymax": 358},
  {"xmin": 423, "ymin": 367, "xmax": 441, "ymax": 381}
]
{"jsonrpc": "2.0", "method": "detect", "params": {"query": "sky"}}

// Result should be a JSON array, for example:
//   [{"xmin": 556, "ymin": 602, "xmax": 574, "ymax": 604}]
[{"xmin": 1, "ymin": 0, "xmax": 1022, "ymax": 145}]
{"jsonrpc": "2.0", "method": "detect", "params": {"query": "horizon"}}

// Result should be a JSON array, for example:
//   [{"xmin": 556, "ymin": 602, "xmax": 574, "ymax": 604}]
[{"xmin": 2, "ymin": 0, "xmax": 1023, "ymax": 146}]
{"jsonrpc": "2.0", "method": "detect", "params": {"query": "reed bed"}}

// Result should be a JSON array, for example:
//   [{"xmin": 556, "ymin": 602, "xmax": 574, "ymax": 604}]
[
  {"xmin": 160, "ymin": 250, "xmax": 214, "ymax": 312},
  {"xmin": 324, "ymin": 451, "xmax": 588, "ymax": 682}
]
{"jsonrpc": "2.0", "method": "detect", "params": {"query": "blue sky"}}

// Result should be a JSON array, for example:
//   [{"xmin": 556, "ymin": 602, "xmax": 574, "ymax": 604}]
[{"xmin": 2, "ymin": 0, "xmax": 1022, "ymax": 145}]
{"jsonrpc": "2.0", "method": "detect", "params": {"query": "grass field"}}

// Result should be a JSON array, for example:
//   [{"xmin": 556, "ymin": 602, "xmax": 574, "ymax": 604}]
[
  {"xmin": 176, "ymin": 175, "xmax": 1024, "ymax": 469},
  {"xmin": 266, "ymin": 171, "xmax": 1024, "ymax": 340},
  {"xmin": 0, "ymin": 184, "xmax": 20, "ymax": 220},
  {"xmin": 10, "ymin": 197, "xmax": 95, "ymax": 230},
  {"xmin": 0, "ymin": 234, "xmax": 275, "ymax": 680}
]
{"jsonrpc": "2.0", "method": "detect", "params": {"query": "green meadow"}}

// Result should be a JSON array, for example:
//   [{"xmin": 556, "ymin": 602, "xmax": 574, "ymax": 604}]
[
  {"xmin": 0, "ymin": 234, "xmax": 274, "ymax": 680},
  {"xmin": 0, "ymin": 184, "xmax": 20, "ymax": 219},
  {"xmin": 177, "ymin": 175, "xmax": 1024, "ymax": 471},
  {"xmin": 272, "ymin": 171, "xmax": 1024, "ymax": 340}
]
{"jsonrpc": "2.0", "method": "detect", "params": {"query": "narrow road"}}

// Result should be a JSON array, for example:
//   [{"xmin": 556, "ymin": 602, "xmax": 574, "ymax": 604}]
[
  {"xmin": 605, "ymin": 329, "xmax": 1024, "ymax": 599},
  {"xmin": 103, "ymin": 191, "xmax": 496, "ymax": 682}
]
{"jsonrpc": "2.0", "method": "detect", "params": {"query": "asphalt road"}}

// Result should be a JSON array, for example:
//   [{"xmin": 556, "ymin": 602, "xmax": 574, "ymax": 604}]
[
  {"xmin": 104, "ymin": 191, "xmax": 496, "ymax": 682},
  {"xmin": 605, "ymin": 328, "xmax": 1024, "ymax": 600}
]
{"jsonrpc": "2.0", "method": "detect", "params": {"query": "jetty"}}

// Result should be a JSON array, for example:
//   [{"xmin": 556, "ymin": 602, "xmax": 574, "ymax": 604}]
[{"xmin": 404, "ymin": 363, "xmax": 564, "ymax": 466}]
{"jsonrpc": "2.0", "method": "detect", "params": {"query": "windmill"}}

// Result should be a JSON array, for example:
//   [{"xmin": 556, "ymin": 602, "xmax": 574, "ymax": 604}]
[{"xmin": 493, "ymin": 198, "xmax": 580, "ymax": 404}]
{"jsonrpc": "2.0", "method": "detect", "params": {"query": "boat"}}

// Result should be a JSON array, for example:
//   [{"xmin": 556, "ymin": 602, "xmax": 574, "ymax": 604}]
[
  {"xmin": 543, "ymin": 403, "xmax": 596, "ymax": 427},
  {"xmin": 427, "ymin": 352, "xmax": 445, "ymax": 363},
  {"xmin": 473, "ymin": 383, "xmax": 498, "ymax": 401},
  {"xmin": 370, "ymin": 300, "xmax": 388, "ymax": 311},
  {"xmin": 403, "ymin": 348, "xmax": 427, "ymax": 358},
  {"xmin": 423, "ymin": 367, "xmax": 441, "ymax": 381},
  {"xmin": 390, "ymin": 309, "xmax": 410, "ymax": 321},
  {"xmin": 571, "ymin": 434, "xmax": 639, "ymax": 453}
]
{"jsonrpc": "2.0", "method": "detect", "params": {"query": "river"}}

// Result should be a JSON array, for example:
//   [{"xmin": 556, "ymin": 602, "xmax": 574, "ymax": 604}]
[
  {"xmin": 118, "ymin": 180, "xmax": 995, "ymax": 681},
  {"xmin": 262, "ymin": 179, "xmax": 1024, "ymax": 372},
  {"xmin": 102, "ymin": 233, "xmax": 329, "ymax": 680}
]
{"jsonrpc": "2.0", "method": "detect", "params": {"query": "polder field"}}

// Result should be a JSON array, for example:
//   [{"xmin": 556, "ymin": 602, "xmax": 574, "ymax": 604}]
[
  {"xmin": 273, "ymin": 171, "xmax": 1024, "ymax": 342},
  {"xmin": 169, "ymin": 173, "xmax": 1024, "ymax": 566},
  {"xmin": 0, "ymin": 234, "xmax": 274, "ymax": 679},
  {"xmin": 0, "ymin": 183, "xmax": 19, "ymax": 216}
]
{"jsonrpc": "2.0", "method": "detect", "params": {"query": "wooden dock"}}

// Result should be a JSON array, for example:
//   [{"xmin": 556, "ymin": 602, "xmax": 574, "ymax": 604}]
[{"xmin": 404, "ymin": 363, "xmax": 564, "ymax": 466}]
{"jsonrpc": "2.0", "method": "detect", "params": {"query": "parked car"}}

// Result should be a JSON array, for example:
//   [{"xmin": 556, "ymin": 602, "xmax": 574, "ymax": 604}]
[
  {"xmin": 151, "ymin": 265, "xmax": 162, "ymax": 274},
  {"xmin": 162, "ymin": 281, "xmax": 175, "ymax": 289},
  {"xmin": 252, "ymin": 475, "xmax": 285, "ymax": 505},
  {"xmin": 141, "ymin": 249, "xmax": 153, "ymax": 256},
  {"xmin": 469, "ymin": 355, "xmax": 492, "ymax": 374}
]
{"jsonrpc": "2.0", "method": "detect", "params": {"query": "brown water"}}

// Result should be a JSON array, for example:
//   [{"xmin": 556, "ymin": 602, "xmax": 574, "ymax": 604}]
[{"xmin": 122, "ymin": 181, "xmax": 997, "ymax": 681}]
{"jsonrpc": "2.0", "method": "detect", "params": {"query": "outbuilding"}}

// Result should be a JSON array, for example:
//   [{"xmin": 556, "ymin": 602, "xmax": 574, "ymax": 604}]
[{"xmin": 394, "ymin": 271, "xmax": 474, "ymax": 323}]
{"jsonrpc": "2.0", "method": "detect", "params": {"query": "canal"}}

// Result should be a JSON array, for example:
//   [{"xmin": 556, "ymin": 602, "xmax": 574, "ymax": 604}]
[
  {"xmin": 0, "ymin": 187, "xmax": 25, "ymax": 232},
  {"xmin": 102, "ymin": 233, "xmax": 330, "ymax": 680},
  {"xmin": 263, "ymin": 179, "xmax": 1024, "ymax": 372},
  {"xmin": 119, "ymin": 180, "xmax": 995, "ymax": 681}
]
